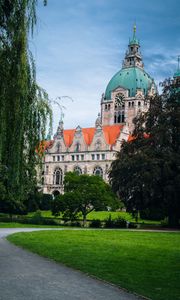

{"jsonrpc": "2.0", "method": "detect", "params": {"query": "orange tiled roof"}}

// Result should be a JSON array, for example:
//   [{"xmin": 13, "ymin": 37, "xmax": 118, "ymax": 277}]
[
  {"xmin": 44, "ymin": 124, "xmax": 123, "ymax": 150},
  {"xmin": 62, "ymin": 125, "xmax": 123, "ymax": 147},
  {"xmin": 63, "ymin": 129, "xmax": 76, "ymax": 147},
  {"xmin": 103, "ymin": 125, "xmax": 124, "ymax": 145},
  {"xmin": 37, "ymin": 140, "xmax": 54, "ymax": 155},
  {"xmin": 82, "ymin": 128, "xmax": 96, "ymax": 145}
]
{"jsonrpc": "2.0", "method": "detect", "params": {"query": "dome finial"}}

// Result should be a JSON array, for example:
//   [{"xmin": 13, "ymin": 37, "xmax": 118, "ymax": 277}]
[{"xmin": 133, "ymin": 23, "xmax": 136, "ymax": 39}]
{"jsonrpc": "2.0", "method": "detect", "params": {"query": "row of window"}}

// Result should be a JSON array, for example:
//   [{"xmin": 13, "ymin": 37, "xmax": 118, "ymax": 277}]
[
  {"xmin": 52, "ymin": 153, "xmax": 106, "ymax": 162},
  {"xmin": 105, "ymin": 101, "xmax": 145, "ymax": 111},
  {"xmin": 53, "ymin": 166, "xmax": 103, "ymax": 185}
]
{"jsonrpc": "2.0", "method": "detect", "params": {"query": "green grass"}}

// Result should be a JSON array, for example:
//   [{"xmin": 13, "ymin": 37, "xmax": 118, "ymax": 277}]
[
  {"xmin": 28, "ymin": 210, "xmax": 160, "ymax": 224},
  {"xmin": 0, "ymin": 222, "xmax": 63, "ymax": 228},
  {"xmin": 7, "ymin": 230, "xmax": 180, "ymax": 300}
]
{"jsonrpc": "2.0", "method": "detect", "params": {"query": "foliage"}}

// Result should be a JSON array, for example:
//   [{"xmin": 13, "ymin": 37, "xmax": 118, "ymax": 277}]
[
  {"xmin": 104, "ymin": 214, "xmax": 127, "ymax": 228},
  {"xmin": 52, "ymin": 172, "xmax": 118, "ymax": 225},
  {"xmin": 109, "ymin": 89, "xmax": 180, "ymax": 227},
  {"xmin": 89, "ymin": 219, "xmax": 102, "ymax": 228},
  {"xmin": 8, "ymin": 230, "xmax": 180, "ymax": 300},
  {"xmin": 27, "ymin": 192, "xmax": 53, "ymax": 212},
  {"xmin": 0, "ymin": 1, "xmax": 52, "ymax": 212}
]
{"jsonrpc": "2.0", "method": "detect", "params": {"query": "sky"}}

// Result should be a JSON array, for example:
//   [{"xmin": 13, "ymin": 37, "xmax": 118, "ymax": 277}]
[{"xmin": 31, "ymin": 0, "xmax": 180, "ymax": 134}]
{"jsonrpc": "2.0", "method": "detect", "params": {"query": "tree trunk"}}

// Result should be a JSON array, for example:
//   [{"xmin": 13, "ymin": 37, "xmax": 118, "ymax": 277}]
[{"xmin": 82, "ymin": 214, "xmax": 87, "ymax": 227}]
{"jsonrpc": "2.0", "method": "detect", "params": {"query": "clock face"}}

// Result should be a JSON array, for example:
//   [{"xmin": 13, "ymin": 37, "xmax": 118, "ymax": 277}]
[{"xmin": 115, "ymin": 93, "xmax": 125, "ymax": 106}]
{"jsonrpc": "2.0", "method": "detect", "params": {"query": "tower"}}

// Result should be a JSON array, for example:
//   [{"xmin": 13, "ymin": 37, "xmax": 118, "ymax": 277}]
[{"xmin": 101, "ymin": 26, "xmax": 157, "ymax": 133}]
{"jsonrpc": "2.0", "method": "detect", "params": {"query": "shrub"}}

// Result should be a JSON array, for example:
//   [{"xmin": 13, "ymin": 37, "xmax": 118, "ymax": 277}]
[
  {"xmin": 89, "ymin": 219, "xmax": 102, "ymax": 228},
  {"xmin": 104, "ymin": 215, "xmax": 114, "ymax": 228},
  {"xmin": 104, "ymin": 215, "xmax": 127, "ymax": 228},
  {"xmin": 70, "ymin": 221, "xmax": 81, "ymax": 227},
  {"xmin": 113, "ymin": 217, "xmax": 126, "ymax": 228}
]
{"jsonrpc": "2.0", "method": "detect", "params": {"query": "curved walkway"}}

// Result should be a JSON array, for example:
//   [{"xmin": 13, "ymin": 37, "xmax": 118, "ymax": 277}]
[{"xmin": 0, "ymin": 228, "xmax": 144, "ymax": 300}]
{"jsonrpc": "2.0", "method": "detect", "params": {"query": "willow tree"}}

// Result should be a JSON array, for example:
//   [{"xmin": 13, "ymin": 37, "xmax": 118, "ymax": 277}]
[{"xmin": 0, "ymin": 0, "xmax": 51, "ymax": 211}]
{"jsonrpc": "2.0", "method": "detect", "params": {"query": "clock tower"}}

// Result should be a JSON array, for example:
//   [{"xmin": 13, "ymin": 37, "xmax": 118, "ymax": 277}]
[{"xmin": 101, "ymin": 26, "xmax": 157, "ymax": 132}]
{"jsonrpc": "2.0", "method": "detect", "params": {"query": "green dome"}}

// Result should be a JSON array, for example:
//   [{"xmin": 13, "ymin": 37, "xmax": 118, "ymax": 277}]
[
  {"xmin": 104, "ymin": 67, "xmax": 154, "ymax": 99},
  {"xmin": 174, "ymin": 71, "xmax": 180, "ymax": 78}
]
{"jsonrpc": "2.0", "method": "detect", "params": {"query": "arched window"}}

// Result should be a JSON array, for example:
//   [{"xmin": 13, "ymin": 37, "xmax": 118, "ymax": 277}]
[
  {"xmin": 74, "ymin": 166, "xmax": 82, "ymax": 175},
  {"xmin": 75, "ymin": 141, "xmax": 81, "ymax": 152},
  {"xmin": 114, "ymin": 111, "xmax": 124, "ymax": 123},
  {"xmin": 93, "ymin": 166, "xmax": 103, "ymax": 178},
  {"xmin": 53, "ymin": 168, "xmax": 63, "ymax": 185}
]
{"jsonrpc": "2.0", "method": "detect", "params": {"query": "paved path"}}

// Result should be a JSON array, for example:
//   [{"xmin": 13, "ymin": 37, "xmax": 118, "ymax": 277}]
[{"xmin": 0, "ymin": 228, "xmax": 144, "ymax": 300}]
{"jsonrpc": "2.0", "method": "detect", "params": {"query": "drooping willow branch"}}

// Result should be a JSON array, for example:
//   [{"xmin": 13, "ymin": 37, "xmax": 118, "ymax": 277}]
[{"xmin": 0, "ymin": 1, "xmax": 51, "ymax": 203}]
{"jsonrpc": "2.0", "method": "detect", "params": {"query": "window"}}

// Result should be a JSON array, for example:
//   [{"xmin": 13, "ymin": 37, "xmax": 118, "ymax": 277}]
[
  {"xmin": 53, "ymin": 168, "xmax": 63, "ymax": 185},
  {"xmin": 53, "ymin": 156, "xmax": 55, "ymax": 162},
  {"xmin": 72, "ymin": 155, "xmax": 75, "ymax": 161},
  {"xmin": 92, "ymin": 154, "xmax": 95, "ymax": 160},
  {"xmin": 62, "ymin": 155, "xmax": 64, "ymax": 161},
  {"xmin": 114, "ymin": 111, "xmax": 124, "ymax": 123},
  {"xmin": 57, "ymin": 155, "xmax": 60, "ymax": 161},
  {"xmin": 108, "ymin": 104, "xmax": 111, "ymax": 110},
  {"xmin": 76, "ymin": 155, "xmax": 79, "ymax": 161},
  {"xmin": 96, "ymin": 154, "xmax": 100, "ymax": 160},
  {"xmin": 93, "ymin": 166, "xmax": 103, "ymax": 178},
  {"xmin": 46, "ymin": 166, "xmax": 49, "ymax": 174},
  {"xmin": 102, "ymin": 154, "xmax": 105, "ymax": 160},
  {"xmin": 81, "ymin": 155, "xmax": 84, "ymax": 161},
  {"xmin": 138, "ymin": 101, "xmax": 141, "ymax": 107},
  {"xmin": 132, "ymin": 101, "xmax": 134, "ymax": 107},
  {"xmin": 105, "ymin": 104, "xmax": 108, "ymax": 110},
  {"xmin": 74, "ymin": 166, "xmax": 82, "ymax": 175},
  {"xmin": 128, "ymin": 102, "xmax": 131, "ymax": 107}
]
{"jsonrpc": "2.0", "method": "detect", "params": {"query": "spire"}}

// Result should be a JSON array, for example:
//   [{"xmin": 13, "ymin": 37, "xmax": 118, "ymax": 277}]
[
  {"xmin": 129, "ymin": 23, "xmax": 139, "ymax": 45},
  {"xmin": 54, "ymin": 120, "xmax": 64, "ymax": 139},
  {"xmin": 122, "ymin": 26, "xmax": 144, "ymax": 69},
  {"xmin": 133, "ymin": 24, "xmax": 136, "ymax": 40}
]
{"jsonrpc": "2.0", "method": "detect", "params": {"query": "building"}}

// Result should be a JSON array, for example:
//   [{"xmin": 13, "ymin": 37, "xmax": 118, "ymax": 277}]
[{"xmin": 42, "ymin": 27, "xmax": 157, "ymax": 195}]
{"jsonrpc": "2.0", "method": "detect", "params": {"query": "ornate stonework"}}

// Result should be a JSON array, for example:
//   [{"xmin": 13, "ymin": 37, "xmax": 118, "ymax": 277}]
[{"xmin": 42, "ymin": 28, "xmax": 157, "ymax": 195}]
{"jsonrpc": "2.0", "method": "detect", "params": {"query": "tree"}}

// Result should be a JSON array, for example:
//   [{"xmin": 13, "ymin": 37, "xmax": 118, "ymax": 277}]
[
  {"xmin": 52, "ymin": 172, "xmax": 118, "ymax": 226},
  {"xmin": 109, "ymin": 89, "xmax": 180, "ymax": 227},
  {"xmin": 0, "ymin": 1, "xmax": 52, "ymax": 212}
]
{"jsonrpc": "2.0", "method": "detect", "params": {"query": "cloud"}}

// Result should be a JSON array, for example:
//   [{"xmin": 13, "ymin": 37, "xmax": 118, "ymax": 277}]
[{"xmin": 33, "ymin": 0, "xmax": 180, "ymax": 135}]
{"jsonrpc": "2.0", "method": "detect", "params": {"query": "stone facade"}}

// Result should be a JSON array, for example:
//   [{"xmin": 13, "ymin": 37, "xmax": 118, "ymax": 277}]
[{"xmin": 42, "ymin": 28, "xmax": 156, "ymax": 195}]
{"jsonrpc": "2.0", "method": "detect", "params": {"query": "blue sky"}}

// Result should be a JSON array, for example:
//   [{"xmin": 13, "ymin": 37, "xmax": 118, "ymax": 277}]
[{"xmin": 32, "ymin": 0, "xmax": 180, "ymax": 133}]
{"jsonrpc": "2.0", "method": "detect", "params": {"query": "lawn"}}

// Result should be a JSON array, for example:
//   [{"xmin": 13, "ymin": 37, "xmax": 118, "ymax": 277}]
[
  {"xmin": 0, "ymin": 222, "xmax": 64, "ymax": 228},
  {"xmin": 7, "ymin": 230, "xmax": 180, "ymax": 300},
  {"xmin": 28, "ymin": 210, "xmax": 160, "ymax": 224}
]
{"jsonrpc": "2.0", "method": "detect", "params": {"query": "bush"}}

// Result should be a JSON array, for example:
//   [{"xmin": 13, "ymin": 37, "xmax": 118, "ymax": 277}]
[
  {"xmin": 104, "ymin": 214, "xmax": 114, "ymax": 228},
  {"xmin": 113, "ymin": 217, "xmax": 126, "ymax": 228},
  {"xmin": 104, "ymin": 215, "xmax": 127, "ymax": 228},
  {"xmin": 27, "ymin": 192, "xmax": 53, "ymax": 212},
  {"xmin": 70, "ymin": 221, "xmax": 81, "ymax": 227},
  {"xmin": 89, "ymin": 219, "xmax": 102, "ymax": 228}
]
